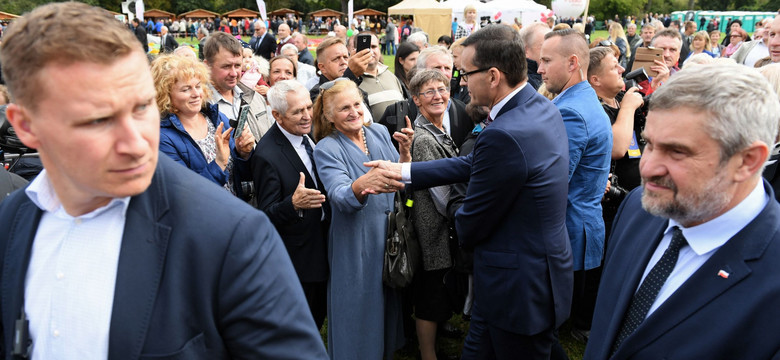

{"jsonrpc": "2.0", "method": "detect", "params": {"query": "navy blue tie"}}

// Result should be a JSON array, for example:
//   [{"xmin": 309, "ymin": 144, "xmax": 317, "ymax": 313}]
[{"xmin": 612, "ymin": 226, "xmax": 688, "ymax": 354}]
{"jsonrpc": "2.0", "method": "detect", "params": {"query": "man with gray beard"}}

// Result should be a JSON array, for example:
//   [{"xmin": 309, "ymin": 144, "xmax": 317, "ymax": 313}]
[{"xmin": 585, "ymin": 63, "xmax": 780, "ymax": 360}]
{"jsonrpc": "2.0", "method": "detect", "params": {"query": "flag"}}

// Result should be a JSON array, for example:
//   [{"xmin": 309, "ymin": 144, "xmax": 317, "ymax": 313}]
[
  {"xmin": 348, "ymin": 0, "xmax": 354, "ymax": 27},
  {"xmin": 256, "ymin": 0, "xmax": 267, "ymax": 22},
  {"xmin": 135, "ymin": 0, "xmax": 144, "ymax": 21}
]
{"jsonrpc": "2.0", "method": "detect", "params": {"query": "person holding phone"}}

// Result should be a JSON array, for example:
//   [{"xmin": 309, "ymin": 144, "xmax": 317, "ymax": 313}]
[
  {"xmin": 354, "ymin": 31, "xmax": 406, "ymax": 122},
  {"xmin": 152, "ymin": 54, "xmax": 256, "ymax": 195}
]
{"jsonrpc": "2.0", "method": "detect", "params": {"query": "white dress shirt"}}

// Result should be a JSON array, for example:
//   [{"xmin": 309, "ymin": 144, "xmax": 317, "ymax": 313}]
[
  {"xmin": 278, "ymin": 124, "xmax": 317, "ymax": 185},
  {"xmin": 209, "ymin": 84, "xmax": 243, "ymax": 121},
  {"xmin": 640, "ymin": 180, "xmax": 768, "ymax": 318},
  {"xmin": 24, "ymin": 170, "xmax": 129, "ymax": 360}
]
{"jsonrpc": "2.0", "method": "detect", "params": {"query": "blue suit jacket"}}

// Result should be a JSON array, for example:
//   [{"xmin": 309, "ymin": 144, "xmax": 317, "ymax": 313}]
[
  {"xmin": 411, "ymin": 84, "xmax": 573, "ymax": 335},
  {"xmin": 553, "ymin": 81, "xmax": 612, "ymax": 271},
  {"xmin": 0, "ymin": 156, "xmax": 328, "ymax": 359},
  {"xmin": 584, "ymin": 181, "xmax": 780, "ymax": 359}
]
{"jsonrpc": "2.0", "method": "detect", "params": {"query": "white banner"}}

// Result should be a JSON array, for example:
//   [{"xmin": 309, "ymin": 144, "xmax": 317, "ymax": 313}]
[
  {"xmin": 135, "ymin": 0, "xmax": 144, "ymax": 21},
  {"xmin": 256, "ymin": 0, "xmax": 267, "ymax": 22},
  {"xmin": 348, "ymin": 0, "xmax": 354, "ymax": 27}
]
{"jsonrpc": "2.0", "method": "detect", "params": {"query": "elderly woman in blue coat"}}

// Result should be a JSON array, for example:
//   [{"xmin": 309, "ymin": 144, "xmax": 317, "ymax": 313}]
[
  {"xmin": 313, "ymin": 78, "xmax": 413, "ymax": 359},
  {"xmin": 151, "ymin": 55, "xmax": 255, "ymax": 195}
]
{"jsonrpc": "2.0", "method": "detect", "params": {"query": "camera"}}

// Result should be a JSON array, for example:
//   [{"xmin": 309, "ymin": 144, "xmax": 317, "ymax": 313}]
[
  {"xmin": 623, "ymin": 68, "xmax": 652, "ymax": 119},
  {"xmin": 604, "ymin": 174, "xmax": 628, "ymax": 205}
]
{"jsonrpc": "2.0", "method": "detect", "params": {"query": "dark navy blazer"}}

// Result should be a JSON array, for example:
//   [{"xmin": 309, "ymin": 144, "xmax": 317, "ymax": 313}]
[
  {"xmin": 411, "ymin": 84, "xmax": 573, "ymax": 335},
  {"xmin": 585, "ymin": 181, "xmax": 780, "ymax": 359},
  {"xmin": 0, "ymin": 155, "xmax": 328, "ymax": 359}
]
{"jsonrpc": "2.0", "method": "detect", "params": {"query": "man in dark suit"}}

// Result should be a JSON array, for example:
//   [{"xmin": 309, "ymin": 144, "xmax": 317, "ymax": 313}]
[
  {"xmin": 159, "ymin": 25, "xmax": 178, "ymax": 53},
  {"xmin": 585, "ymin": 64, "xmax": 780, "ymax": 359},
  {"xmin": 250, "ymin": 20, "xmax": 276, "ymax": 60},
  {"xmin": 132, "ymin": 17, "xmax": 148, "ymax": 53},
  {"xmin": 251, "ymin": 80, "xmax": 328, "ymax": 330},
  {"xmin": 367, "ymin": 25, "xmax": 573, "ymax": 359},
  {"xmin": 0, "ymin": 4, "xmax": 328, "ymax": 359}
]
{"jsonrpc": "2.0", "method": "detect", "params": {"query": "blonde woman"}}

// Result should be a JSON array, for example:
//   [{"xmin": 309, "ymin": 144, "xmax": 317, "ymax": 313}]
[
  {"xmin": 152, "ymin": 55, "xmax": 255, "ymax": 194},
  {"xmin": 454, "ymin": 4, "xmax": 480, "ymax": 40},
  {"xmin": 608, "ymin": 22, "xmax": 631, "ymax": 67},
  {"xmin": 683, "ymin": 31, "xmax": 717, "ymax": 66}
]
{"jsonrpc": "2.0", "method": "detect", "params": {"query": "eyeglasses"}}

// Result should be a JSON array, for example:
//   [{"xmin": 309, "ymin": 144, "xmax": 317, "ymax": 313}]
[
  {"xmin": 730, "ymin": 34, "xmax": 742, "ymax": 38},
  {"xmin": 460, "ymin": 67, "xmax": 491, "ymax": 81},
  {"xmin": 417, "ymin": 86, "xmax": 450, "ymax": 99},
  {"xmin": 320, "ymin": 77, "xmax": 349, "ymax": 91},
  {"xmin": 598, "ymin": 40, "xmax": 614, "ymax": 47}
]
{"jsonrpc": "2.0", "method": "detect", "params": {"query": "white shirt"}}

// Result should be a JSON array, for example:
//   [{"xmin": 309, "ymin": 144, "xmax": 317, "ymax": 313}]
[
  {"xmin": 24, "ymin": 170, "xmax": 129, "ymax": 360},
  {"xmin": 640, "ymin": 180, "xmax": 768, "ymax": 318},
  {"xmin": 744, "ymin": 41, "xmax": 769, "ymax": 68},
  {"xmin": 277, "ymin": 124, "xmax": 317, "ymax": 185},
  {"xmin": 403, "ymin": 83, "xmax": 527, "ymax": 181}
]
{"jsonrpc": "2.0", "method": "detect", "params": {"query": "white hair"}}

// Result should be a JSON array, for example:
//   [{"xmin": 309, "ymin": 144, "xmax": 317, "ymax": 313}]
[
  {"xmin": 407, "ymin": 31, "xmax": 429, "ymax": 48},
  {"xmin": 416, "ymin": 46, "xmax": 452, "ymax": 70},
  {"xmin": 281, "ymin": 43, "xmax": 298, "ymax": 56},
  {"xmin": 651, "ymin": 63, "xmax": 779, "ymax": 164},
  {"xmin": 267, "ymin": 80, "xmax": 307, "ymax": 114}
]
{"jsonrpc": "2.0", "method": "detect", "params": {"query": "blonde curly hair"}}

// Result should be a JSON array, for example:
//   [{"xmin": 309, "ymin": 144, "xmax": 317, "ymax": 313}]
[{"xmin": 150, "ymin": 54, "xmax": 213, "ymax": 116}]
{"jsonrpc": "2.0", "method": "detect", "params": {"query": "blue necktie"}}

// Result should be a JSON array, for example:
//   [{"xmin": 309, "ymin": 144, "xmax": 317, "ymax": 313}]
[{"xmin": 612, "ymin": 226, "xmax": 688, "ymax": 354}]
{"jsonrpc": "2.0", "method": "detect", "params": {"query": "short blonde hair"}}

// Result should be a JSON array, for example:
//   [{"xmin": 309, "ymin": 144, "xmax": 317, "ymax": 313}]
[
  {"xmin": 463, "ymin": 4, "xmax": 477, "ymax": 17},
  {"xmin": 0, "ymin": 2, "xmax": 141, "ymax": 108},
  {"xmin": 692, "ymin": 31, "xmax": 712, "ymax": 52},
  {"xmin": 150, "ymin": 55, "xmax": 213, "ymax": 116}
]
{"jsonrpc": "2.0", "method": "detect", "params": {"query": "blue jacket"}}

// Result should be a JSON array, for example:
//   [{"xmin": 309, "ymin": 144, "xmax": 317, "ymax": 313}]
[
  {"xmin": 159, "ymin": 104, "xmax": 251, "ymax": 194},
  {"xmin": 553, "ymin": 81, "xmax": 613, "ymax": 271}
]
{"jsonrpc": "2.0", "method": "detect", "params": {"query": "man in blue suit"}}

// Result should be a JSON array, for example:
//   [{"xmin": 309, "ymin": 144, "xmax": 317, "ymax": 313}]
[
  {"xmin": 585, "ymin": 64, "xmax": 780, "ymax": 359},
  {"xmin": 367, "ymin": 25, "xmax": 573, "ymax": 359},
  {"xmin": 539, "ymin": 29, "xmax": 612, "ymax": 340},
  {"xmin": 0, "ymin": 4, "xmax": 328, "ymax": 359}
]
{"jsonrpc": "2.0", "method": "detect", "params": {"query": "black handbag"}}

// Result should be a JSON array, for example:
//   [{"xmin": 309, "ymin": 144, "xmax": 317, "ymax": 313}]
[{"xmin": 383, "ymin": 191, "xmax": 421, "ymax": 289}]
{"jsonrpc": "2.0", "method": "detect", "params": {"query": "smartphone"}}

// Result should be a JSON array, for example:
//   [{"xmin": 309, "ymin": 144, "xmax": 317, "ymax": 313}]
[
  {"xmin": 631, "ymin": 47, "xmax": 664, "ymax": 77},
  {"xmin": 230, "ymin": 104, "xmax": 251, "ymax": 139},
  {"xmin": 356, "ymin": 34, "xmax": 372, "ymax": 53}
]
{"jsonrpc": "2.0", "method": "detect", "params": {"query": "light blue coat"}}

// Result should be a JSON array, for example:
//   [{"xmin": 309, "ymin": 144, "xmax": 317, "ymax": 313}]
[
  {"xmin": 313, "ymin": 124, "xmax": 405, "ymax": 360},
  {"xmin": 553, "ymin": 81, "xmax": 613, "ymax": 271}
]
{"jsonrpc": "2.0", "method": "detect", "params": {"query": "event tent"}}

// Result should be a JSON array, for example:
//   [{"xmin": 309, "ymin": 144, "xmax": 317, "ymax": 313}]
[
  {"xmin": 223, "ymin": 8, "xmax": 260, "ymax": 19},
  {"xmin": 268, "ymin": 8, "xmax": 303, "ymax": 17},
  {"xmin": 0, "ymin": 11, "xmax": 18, "ymax": 20},
  {"xmin": 388, "ymin": 0, "xmax": 451, "ymax": 45}
]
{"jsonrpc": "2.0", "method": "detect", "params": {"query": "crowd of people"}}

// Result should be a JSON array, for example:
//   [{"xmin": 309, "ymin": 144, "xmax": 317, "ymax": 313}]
[{"xmin": 1, "ymin": 2, "xmax": 780, "ymax": 359}]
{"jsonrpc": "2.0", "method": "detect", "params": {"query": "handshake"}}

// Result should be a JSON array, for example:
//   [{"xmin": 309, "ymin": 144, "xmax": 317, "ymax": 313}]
[{"xmin": 358, "ymin": 160, "xmax": 404, "ymax": 195}]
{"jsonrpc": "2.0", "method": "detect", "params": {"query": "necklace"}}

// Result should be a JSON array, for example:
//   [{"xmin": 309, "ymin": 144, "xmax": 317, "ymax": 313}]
[{"xmin": 361, "ymin": 127, "xmax": 370, "ymax": 156}]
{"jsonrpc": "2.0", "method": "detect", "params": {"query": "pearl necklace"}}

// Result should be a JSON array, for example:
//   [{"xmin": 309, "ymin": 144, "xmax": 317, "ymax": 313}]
[{"xmin": 361, "ymin": 127, "xmax": 370, "ymax": 156}]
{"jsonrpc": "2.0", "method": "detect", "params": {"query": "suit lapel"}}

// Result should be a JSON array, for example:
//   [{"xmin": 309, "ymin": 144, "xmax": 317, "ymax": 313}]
[
  {"xmin": 272, "ymin": 124, "xmax": 314, "ymax": 188},
  {"xmin": 616, "ymin": 187, "xmax": 780, "ymax": 358},
  {"xmin": 107, "ymin": 160, "xmax": 172, "ymax": 360},
  {"xmin": 1, "ymin": 201, "xmax": 42, "ymax": 338}
]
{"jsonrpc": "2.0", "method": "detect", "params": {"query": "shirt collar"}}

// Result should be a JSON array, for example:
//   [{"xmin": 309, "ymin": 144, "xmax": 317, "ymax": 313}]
[
  {"xmin": 208, "ymin": 84, "xmax": 243, "ymax": 105},
  {"xmin": 489, "ymin": 82, "xmax": 527, "ymax": 121},
  {"xmin": 277, "ymin": 122, "xmax": 307, "ymax": 148},
  {"xmin": 26, "ymin": 169, "xmax": 131, "ymax": 220},
  {"xmin": 665, "ymin": 180, "xmax": 768, "ymax": 256}
]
